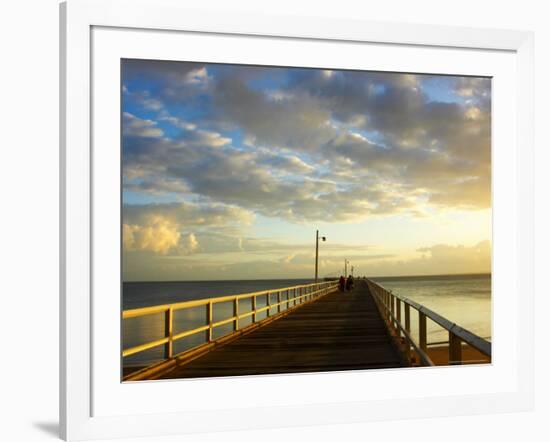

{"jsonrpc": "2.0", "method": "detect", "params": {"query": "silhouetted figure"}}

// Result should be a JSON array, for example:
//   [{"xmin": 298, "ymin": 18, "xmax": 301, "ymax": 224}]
[
  {"xmin": 346, "ymin": 275, "xmax": 354, "ymax": 291},
  {"xmin": 338, "ymin": 275, "xmax": 346, "ymax": 292}
]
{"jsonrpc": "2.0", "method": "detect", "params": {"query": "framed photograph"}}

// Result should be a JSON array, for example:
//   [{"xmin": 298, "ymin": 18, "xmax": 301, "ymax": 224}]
[{"xmin": 60, "ymin": 0, "xmax": 534, "ymax": 440}]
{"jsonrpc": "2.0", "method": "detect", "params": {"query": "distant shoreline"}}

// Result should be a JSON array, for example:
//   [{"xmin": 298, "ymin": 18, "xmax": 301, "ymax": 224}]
[{"xmin": 124, "ymin": 272, "xmax": 491, "ymax": 284}]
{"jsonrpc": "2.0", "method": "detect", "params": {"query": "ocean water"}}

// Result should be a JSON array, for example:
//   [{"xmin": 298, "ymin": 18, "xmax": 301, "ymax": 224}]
[
  {"xmin": 123, "ymin": 279, "xmax": 315, "ymax": 309},
  {"xmin": 122, "ymin": 274, "xmax": 491, "ymax": 369},
  {"xmin": 122, "ymin": 279, "xmax": 315, "ymax": 368}
]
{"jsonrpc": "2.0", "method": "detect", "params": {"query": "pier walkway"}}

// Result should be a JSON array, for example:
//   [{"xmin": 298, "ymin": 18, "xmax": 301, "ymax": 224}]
[
  {"xmin": 158, "ymin": 280, "xmax": 403, "ymax": 379},
  {"xmin": 122, "ymin": 278, "xmax": 491, "ymax": 381}
]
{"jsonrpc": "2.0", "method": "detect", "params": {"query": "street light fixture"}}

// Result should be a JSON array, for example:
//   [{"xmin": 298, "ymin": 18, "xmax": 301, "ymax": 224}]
[{"xmin": 315, "ymin": 230, "xmax": 326, "ymax": 283}]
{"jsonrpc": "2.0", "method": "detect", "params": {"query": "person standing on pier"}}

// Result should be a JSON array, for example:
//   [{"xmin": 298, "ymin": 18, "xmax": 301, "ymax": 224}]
[
  {"xmin": 338, "ymin": 275, "xmax": 346, "ymax": 292},
  {"xmin": 346, "ymin": 274, "xmax": 354, "ymax": 292}
]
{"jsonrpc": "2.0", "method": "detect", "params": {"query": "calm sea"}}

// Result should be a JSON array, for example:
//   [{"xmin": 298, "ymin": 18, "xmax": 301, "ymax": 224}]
[
  {"xmin": 122, "ymin": 274, "xmax": 491, "ymax": 368},
  {"xmin": 371, "ymin": 273, "xmax": 491, "ymax": 345},
  {"xmin": 123, "ymin": 278, "xmax": 315, "ymax": 368}
]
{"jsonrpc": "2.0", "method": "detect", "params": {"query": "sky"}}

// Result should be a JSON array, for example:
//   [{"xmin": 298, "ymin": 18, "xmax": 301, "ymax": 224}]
[{"xmin": 121, "ymin": 59, "xmax": 492, "ymax": 281}]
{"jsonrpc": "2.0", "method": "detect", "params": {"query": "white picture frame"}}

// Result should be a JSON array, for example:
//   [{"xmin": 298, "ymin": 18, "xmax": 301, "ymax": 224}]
[{"xmin": 60, "ymin": 0, "xmax": 534, "ymax": 440}]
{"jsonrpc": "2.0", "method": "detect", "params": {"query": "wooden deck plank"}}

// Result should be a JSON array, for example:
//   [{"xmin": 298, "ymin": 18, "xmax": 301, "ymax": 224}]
[{"xmin": 158, "ymin": 280, "xmax": 404, "ymax": 379}]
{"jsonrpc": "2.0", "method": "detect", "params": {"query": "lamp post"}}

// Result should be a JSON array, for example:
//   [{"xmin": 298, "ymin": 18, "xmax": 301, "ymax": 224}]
[
  {"xmin": 315, "ymin": 230, "xmax": 326, "ymax": 283},
  {"xmin": 344, "ymin": 259, "xmax": 349, "ymax": 276}
]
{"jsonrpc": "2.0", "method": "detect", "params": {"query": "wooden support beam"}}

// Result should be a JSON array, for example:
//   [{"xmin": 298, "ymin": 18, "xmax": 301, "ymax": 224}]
[
  {"xmin": 396, "ymin": 298, "xmax": 401, "ymax": 322},
  {"xmin": 404, "ymin": 303, "xmax": 411, "ymax": 333},
  {"xmin": 419, "ymin": 311, "xmax": 427, "ymax": 353},
  {"xmin": 449, "ymin": 332, "xmax": 463, "ymax": 365}
]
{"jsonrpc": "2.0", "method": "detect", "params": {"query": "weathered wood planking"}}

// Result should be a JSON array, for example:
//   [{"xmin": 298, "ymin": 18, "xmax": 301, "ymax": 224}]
[{"xmin": 158, "ymin": 280, "xmax": 405, "ymax": 379}]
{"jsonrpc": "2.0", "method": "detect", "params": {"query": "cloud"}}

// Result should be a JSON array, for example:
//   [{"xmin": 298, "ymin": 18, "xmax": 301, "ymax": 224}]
[
  {"xmin": 357, "ymin": 241, "xmax": 491, "ymax": 276},
  {"xmin": 122, "ymin": 112, "xmax": 163, "ymax": 137},
  {"xmin": 121, "ymin": 62, "xmax": 492, "ymax": 280},
  {"xmin": 123, "ymin": 132, "xmax": 338, "ymax": 221},
  {"xmin": 124, "ymin": 177, "xmax": 190, "ymax": 195},
  {"xmin": 123, "ymin": 217, "xmax": 180, "ymax": 255},
  {"xmin": 453, "ymin": 77, "xmax": 491, "ymax": 103},
  {"xmin": 213, "ymin": 75, "xmax": 335, "ymax": 150},
  {"xmin": 122, "ymin": 60, "xmax": 213, "ymax": 107},
  {"xmin": 122, "ymin": 62, "xmax": 491, "ymax": 221},
  {"xmin": 257, "ymin": 151, "xmax": 315, "ymax": 175},
  {"xmin": 124, "ymin": 202, "xmax": 254, "ymax": 231},
  {"xmin": 191, "ymin": 235, "xmax": 373, "ymax": 255},
  {"xmin": 183, "ymin": 232, "xmax": 199, "ymax": 253},
  {"xmin": 122, "ymin": 122, "xmax": 488, "ymax": 222},
  {"xmin": 183, "ymin": 67, "xmax": 210, "ymax": 85},
  {"xmin": 123, "ymin": 202, "xmax": 254, "ymax": 258},
  {"xmin": 158, "ymin": 114, "xmax": 196, "ymax": 131},
  {"xmin": 184, "ymin": 129, "xmax": 232, "ymax": 148},
  {"xmin": 124, "ymin": 88, "xmax": 164, "ymax": 111}
]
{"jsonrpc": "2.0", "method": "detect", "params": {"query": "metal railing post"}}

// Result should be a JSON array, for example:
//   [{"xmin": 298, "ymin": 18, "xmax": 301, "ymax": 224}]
[
  {"xmin": 165, "ymin": 307, "xmax": 173, "ymax": 359},
  {"xmin": 277, "ymin": 291, "xmax": 281, "ymax": 313},
  {"xmin": 266, "ymin": 293, "xmax": 270, "ymax": 317},
  {"xmin": 234, "ymin": 298, "xmax": 239, "ymax": 331},
  {"xmin": 252, "ymin": 296, "xmax": 257, "ymax": 323},
  {"xmin": 207, "ymin": 301, "xmax": 213, "ymax": 342}
]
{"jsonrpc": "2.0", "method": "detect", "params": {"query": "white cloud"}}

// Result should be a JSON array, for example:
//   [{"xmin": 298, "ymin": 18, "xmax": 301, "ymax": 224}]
[
  {"xmin": 183, "ymin": 233, "xmax": 199, "ymax": 253},
  {"xmin": 123, "ymin": 216, "xmax": 180, "ymax": 255},
  {"xmin": 189, "ymin": 130, "xmax": 231, "ymax": 148},
  {"xmin": 184, "ymin": 67, "xmax": 210, "ymax": 85},
  {"xmin": 122, "ymin": 112, "xmax": 163, "ymax": 137},
  {"xmin": 159, "ymin": 115, "xmax": 196, "ymax": 131}
]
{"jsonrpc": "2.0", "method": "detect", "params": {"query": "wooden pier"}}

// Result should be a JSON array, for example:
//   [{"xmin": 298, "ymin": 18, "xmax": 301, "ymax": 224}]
[
  {"xmin": 122, "ymin": 278, "xmax": 491, "ymax": 381},
  {"xmin": 158, "ymin": 280, "xmax": 403, "ymax": 379}
]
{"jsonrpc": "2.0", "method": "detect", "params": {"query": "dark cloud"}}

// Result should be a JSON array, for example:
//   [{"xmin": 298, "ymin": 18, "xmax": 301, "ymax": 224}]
[{"xmin": 213, "ymin": 75, "xmax": 335, "ymax": 150}]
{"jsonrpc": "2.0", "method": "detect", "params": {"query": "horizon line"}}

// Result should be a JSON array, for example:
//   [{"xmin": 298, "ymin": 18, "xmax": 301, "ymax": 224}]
[{"xmin": 123, "ymin": 271, "xmax": 491, "ymax": 284}]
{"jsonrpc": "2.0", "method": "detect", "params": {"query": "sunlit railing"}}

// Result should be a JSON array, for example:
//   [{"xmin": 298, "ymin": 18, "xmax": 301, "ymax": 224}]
[
  {"xmin": 122, "ymin": 281, "xmax": 339, "ymax": 366},
  {"xmin": 366, "ymin": 279, "xmax": 492, "ymax": 366}
]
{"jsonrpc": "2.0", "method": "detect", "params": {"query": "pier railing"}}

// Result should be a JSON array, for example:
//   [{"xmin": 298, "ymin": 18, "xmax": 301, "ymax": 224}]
[
  {"xmin": 366, "ymin": 279, "xmax": 491, "ymax": 366},
  {"xmin": 122, "ymin": 280, "xmax": 339, "ymax": 374}
]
